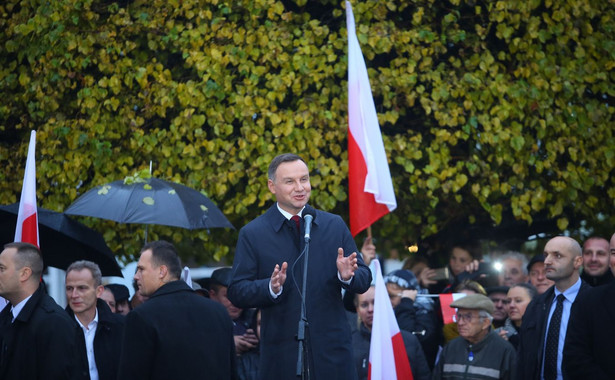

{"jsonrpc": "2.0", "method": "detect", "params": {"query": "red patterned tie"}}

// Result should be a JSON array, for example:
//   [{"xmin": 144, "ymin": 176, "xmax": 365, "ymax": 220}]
[{"xmin": 291, "ymin": 215, "xmax": 300, "ymax": 233}]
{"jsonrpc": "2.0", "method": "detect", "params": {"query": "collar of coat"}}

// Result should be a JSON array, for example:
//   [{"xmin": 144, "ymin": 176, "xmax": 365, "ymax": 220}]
[
  {"xmin": 263, "ymin": 203, "xmax": 319, "ymax": 233},
  {"xmin": 150, "ymin": 280, "xmax": 193, "ymax": 299}
]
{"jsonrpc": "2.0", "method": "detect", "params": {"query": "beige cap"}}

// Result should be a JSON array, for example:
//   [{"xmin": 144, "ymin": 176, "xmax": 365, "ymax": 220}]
[{"xmin": 450, "ymin": 294, "xmax": 495, "ymax": 315}]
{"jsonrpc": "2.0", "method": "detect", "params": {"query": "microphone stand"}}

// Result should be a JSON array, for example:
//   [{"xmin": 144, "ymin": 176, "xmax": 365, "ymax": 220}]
[{"xmin": 296, "ymin": 235, "xmax": 311, "ymax": 379}]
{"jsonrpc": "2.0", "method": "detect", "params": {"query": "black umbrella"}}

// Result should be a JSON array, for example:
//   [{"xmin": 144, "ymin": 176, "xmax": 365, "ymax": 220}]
[
  {"xmin": 65, "ymin": 177, "xmax": 234, "ymax": 230},
  {"xmin": 0, "ymin": 203, "xmax": 122, "ymax": 276}
]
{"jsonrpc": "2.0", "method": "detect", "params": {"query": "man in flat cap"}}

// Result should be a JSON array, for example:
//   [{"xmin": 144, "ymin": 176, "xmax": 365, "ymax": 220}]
[{"xmin": 432, "ymin": 294, "xmax": 517, "ymax": 380}]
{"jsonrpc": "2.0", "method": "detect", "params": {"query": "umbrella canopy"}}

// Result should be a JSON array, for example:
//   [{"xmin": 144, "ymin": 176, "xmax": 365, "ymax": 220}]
[
  {"xmin": 65, "ymin": 178, "xmax": 234, "ymax": 230},
  {"xmin": 0, "ymin": 203, "xmax": 122, "ymax": 277}
]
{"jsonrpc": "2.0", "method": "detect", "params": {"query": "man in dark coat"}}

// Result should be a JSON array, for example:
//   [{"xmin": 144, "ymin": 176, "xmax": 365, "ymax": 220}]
[
  {"xmin": 563, "ymin": 264, "xmax": 615, "ymax": 379},
  {"xmin": 228, "ymin": 153, "xmax": 372, "ymax": 380},
  {"xmin": 117, "ymin": 240, "xmax": 237, "ymax": 380},
  {"xmin": 65, "ymin": 260, "xmax": 125, "ymax": 380},
  {"xmin": 0, "ymin": 242, "xmax": 78, "ymax": 380},
  {"xmin": 517, "ymin": 236, "xmax": 589, "ymax": 380}
]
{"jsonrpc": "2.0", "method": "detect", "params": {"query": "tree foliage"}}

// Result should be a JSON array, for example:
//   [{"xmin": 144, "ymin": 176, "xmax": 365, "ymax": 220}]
[{"xmin": 1, "ymin": 0, "xmax": 613, "ymax": 263}]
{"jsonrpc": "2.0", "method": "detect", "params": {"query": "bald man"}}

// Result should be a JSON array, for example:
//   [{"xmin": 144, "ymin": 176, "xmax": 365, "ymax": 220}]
[{"xmin": 517, "ymin": 236, "xmax": 590, "ymax": 380}]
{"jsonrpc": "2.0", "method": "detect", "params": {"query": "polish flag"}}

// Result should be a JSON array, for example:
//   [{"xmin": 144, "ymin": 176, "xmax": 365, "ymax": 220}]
[
  {"xmin": 369, "ymin": 259, "xmax": 413, "ymax": 380},
  {"xmin": 439, "ymin": 293, "xmax": 467, "ymax": 324},
  {"xmin": 14, "ymin": 131, "xmax": 39, "ymax": 247},
  {"xmin": 346, "ymin": 0, "xmax": 396, "ymax": 237}
]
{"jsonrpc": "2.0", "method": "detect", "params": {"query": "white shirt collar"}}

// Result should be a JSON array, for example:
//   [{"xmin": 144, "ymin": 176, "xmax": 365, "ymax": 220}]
[
  {"xmin": 276, "ymin": 203, "xmax": 304, "ymax": 220},
  {"xmin": 74, "ymin": 308, "xmax": 99, "ymax": 331},
  {"xmin": 10, "ymin": 294, "xmax": 32, "ymax": 322}
]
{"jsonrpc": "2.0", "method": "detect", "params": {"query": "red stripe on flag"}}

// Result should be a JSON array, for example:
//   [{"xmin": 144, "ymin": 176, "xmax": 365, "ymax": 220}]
[
  {"xmin": 391, "ymin": 332, "xmax": 413, "ymax": 380},
  {"xmin": 21, "ymin": 213, "xmax": 39, "ymax": 247},
  {"xmin": 348, "ymin": 131, "xmax": 390, "ymax": 237}
]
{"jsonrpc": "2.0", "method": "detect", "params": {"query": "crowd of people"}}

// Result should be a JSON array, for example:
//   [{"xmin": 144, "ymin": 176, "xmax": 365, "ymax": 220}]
[{"xmin": 1, "ymin": 153, "xmax": 614, "ymax": 380}]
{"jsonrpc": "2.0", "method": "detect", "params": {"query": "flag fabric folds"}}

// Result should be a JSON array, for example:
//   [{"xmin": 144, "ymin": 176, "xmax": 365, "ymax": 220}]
[
  {"xmin": 439, "ymin": 293, "xmax": 468, "ymax": 324},
  {"xmin": 346, "ymin": 0, "xmax": 397, "ymax": 237},
  {"xmin": 369, "ymin": 259, "xmax": 413, "ymax": 380},
  {"xmin": 14, "ymin": 130, "xmax": 39, "ymax": 247}
]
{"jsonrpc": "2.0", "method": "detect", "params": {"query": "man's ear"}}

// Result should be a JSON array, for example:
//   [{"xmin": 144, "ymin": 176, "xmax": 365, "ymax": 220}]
[
  {"xmin": 267, "ymin": 178, "xmax": 276, "ymax": 194},
  {"xmin": 19, "ymin": 266, "xmax": 33, "ymax": 282},
  {"xmin": 95, "ymin": 285, "xmax": 105, "ymax": 298},
  {"xmin": 159, "ymin": 265, "xmax": 168, "ymax": 280},
  {"xmin": 573, "ymin": 255, "xmax": 583, "ymax": 269}
]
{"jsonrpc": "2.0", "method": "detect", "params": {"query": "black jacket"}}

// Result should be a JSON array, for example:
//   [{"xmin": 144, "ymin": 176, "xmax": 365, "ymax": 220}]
[
  {"xmin": 66, "ymin": 298, "xmax": 125, "ymax": 380},
  {"xmin": 117, "ymin": 280, "xmax": 237, "ymax": 380},
  {"xmin": 516, "ymin": 281, "xmax": 590, "ymax": 380},
  {"xmin": 395, "ymin": 297, "xmax": 439, "ymax": 369},
  {"xmin": 580, "ymin": 269, "xmax": 614, "ymax": 287},
  {"xmin": 0, "ymin": 285, "xmax": 78, "ymax": 380},
  {"xmin": 563, "ymin": 280, "xmax": 615, "ymax": 379}
]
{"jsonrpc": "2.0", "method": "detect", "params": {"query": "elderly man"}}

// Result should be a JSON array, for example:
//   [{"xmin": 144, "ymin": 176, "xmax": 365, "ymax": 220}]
[
  {"xmin": 65, "ymin": 260, "xmax": 125, "ymax": 380},
  {"xmin": 433, "ymin": 293, "xmax": 516, "ymax": 379},
  {"xmin": 580, "ymin": 237, "xmax": 613, "ymax": 287},
  {"xmin": 117, "ymin": 240, "xmax": 237, "ymax": 380},
  {"xmin": 0, "ymin": 242, "xmax": 78, "ymax": 379},
  {"xmin": 498, "ymin": 252, "xmax": 529, "ymax": 287},
  {"xmin": 517, "ymin": 236, "xmax": 589, "ymax": 380}
]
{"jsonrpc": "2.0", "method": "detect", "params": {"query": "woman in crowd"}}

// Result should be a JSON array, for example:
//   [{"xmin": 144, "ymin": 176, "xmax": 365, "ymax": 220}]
[{"xmin": 497, "ymin": 282, "xmax": 537, "ymax": 349}]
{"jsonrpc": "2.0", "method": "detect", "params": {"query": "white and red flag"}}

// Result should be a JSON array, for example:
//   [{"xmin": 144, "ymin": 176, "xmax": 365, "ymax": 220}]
[
  {"xmin": 369, "ymin": 259, "xmax": 413, "ymax": 380},
  {"xmin": 14, "ymin": 130, "xmax": 39, "ymax": 247},
  {"xmin": 439, "ymin": 293, "xmax": 467, "ymax": 324},
  {"xmin": 346, "ymin": 0, "xmax": 396, "ymax": 237}
]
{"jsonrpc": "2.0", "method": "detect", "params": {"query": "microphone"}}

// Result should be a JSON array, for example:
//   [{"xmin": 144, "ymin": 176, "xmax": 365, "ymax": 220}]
[{"xmin": 303, "ymin": 206, "xmax": 316, "ymax": 242}]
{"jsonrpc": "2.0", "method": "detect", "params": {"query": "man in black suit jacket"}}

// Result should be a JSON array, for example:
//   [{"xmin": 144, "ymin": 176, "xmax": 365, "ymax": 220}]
[
  {"xmin": 0, "ymin": 242, "xmax": 78, "ymax": 380},
  {"xmin": 228, "ymin": 153, "xmax": 371, "ymax": 380},
  {"xmin": 117, "ymin": 240, "xmax": 237, "ymax": 380},
  {"xmin": 65, "ymin": 260, "xmax": 125, "ymax": 380},
  {"xmin": 517, "ymin": 236, "xmax": 589, "ymax": 380},
  {"xmin": 563, "ymin": 235, "xmax": 615, "ymax": 380}
]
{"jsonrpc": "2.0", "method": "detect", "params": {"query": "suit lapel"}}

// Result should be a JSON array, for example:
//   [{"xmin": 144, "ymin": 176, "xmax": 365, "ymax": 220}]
[{"xmin": 603, "ymin": 281, "xmax": 615, "ymax": 319}]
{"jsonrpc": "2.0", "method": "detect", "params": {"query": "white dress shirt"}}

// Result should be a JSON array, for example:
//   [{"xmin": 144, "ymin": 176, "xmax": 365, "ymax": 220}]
[{"xmin": 75, "ymin": 309, "xmax": 100, "ymax": 380}]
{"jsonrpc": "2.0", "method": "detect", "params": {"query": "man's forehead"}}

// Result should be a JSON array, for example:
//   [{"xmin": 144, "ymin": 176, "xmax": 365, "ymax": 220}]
[
  {"xmin": 0, "ymin": 248, "xmax": 16, "ymax": 264},
  {"xmin": 529, "ymin": 262, "xmax": 545, "ymax": 271},
  {"xmin": 457, "ymin": 308, "xmax": 480, "ymax": 314},
  {"xmin": 489, "ymin": 293, "xmax": 507, "ymax": 299},
  {"xmin": 503, "ymin": 258, "xmax": 523, "ymax": 268},
  {"xmin": 583, "ymin": 239, "xmax": 609, "ymax": 252}
]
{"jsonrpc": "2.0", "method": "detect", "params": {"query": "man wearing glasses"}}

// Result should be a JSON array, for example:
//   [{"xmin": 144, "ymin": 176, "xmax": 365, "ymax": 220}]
[{"xmin": 433, "ymin": 294, "xmax": 517, "ymax": 379}]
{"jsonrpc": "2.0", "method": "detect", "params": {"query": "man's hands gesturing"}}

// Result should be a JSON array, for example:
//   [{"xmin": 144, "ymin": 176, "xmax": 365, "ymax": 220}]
[{"xmin": 270, "ymin": 262, "xmax": 288, "ymax": 294}]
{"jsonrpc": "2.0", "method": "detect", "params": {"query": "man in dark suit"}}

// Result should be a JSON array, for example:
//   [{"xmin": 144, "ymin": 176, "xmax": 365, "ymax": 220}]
[
  {"xmin": 228, "ymin": 153, "xmax": 372, "ymax": 380},
  {"xmin": 65, "ymin": 260, "xmax": 125, "ymax": 380},
  {"xmin": 117, "ymin": 240, "xmax": 237, "ymax": 380},
  {"xmin": 517, "ymin": 236, "xmax": 589, "ymax": 380},
  {"xmin": 0, "ymin": 242, "xmax": 78, "ymax": 380},
  {"xmin": 562, "ymin": 233, "xmax": 615, "ymax": 379}
]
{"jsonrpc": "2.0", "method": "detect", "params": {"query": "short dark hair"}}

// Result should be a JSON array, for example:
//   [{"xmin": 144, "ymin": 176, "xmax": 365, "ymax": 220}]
[
  {"xmin": 268, "ymin": 153, "xmax": 306, "ymax": 181},
  {"xmin": 141, "ymin": 240, "xmax": 182, "ymax": 280},
  {"xmin": 66, "ymin": 260, "xmax": 103, "ymax": 287},
  {"xmin": 4, "ymin": 242, "xmax": 44, "ymax": 278}
]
